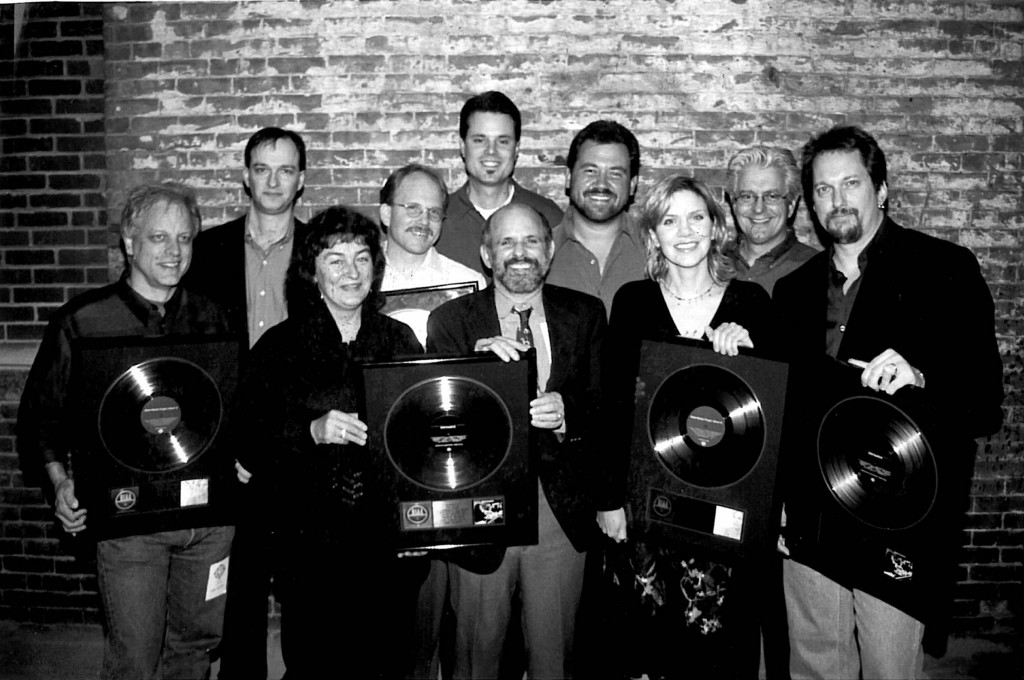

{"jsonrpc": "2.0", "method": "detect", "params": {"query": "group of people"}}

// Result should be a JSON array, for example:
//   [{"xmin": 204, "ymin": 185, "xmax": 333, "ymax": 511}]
[{"xmin": 17, "ymin": 90, "xmax": 1003, "ymax": 680}]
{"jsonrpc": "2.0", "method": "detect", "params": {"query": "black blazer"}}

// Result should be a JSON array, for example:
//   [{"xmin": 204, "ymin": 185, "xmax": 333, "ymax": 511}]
[
  {"xmin": 185, "ymin": 214, "xmax": 307, "ymax": 348},
  {"xmin": 773, "ymin": 217, "xmax": 1003, "ymax": 441},
  {"xmin": 426, "ymin": 284, "xmax": 609, "ymax": 564}
]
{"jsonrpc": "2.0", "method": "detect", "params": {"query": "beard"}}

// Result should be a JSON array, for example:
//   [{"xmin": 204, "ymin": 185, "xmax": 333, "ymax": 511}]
[
  {"xmin": 495, "ymin": 256, "xmax": 547, "ymax": 294},
  {"xmin": 824, "ymin": 207, "xmax": 864, "ymax": 244},
  {"xmin": 572, "ymin": 188, "xmax": 626, "ymax": 224}
]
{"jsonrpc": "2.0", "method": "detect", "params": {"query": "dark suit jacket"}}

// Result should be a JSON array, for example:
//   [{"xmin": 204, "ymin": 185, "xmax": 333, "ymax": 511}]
[
  {"xmin": 773, "ymin": 218, "xmax": 1004, "ymax": 578},
  {"xmin": 773, "ymin": 217, "xmax": 1003, "ymax": 440},
  {"xmin": 426, "ymin": 284, "xmax": 609, "ymax": 563},
  {"xmin": 185, "ymin": 214, "xmax": 307, "ymax": 349}
]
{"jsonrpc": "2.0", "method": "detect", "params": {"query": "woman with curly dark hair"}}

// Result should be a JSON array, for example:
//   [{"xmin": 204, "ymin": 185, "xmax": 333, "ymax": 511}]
[{"xmin": 234, "ymin": 205, "xmax": 423, "ymax": 678}]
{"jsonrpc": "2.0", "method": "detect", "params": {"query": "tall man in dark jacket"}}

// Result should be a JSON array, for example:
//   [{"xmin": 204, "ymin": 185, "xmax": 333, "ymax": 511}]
[
  {"xmin": 185, "ymin": 126, "xmax": 307, "ymax": 679},
  {"xmin": 186, "ymin": 126, "xmax": 307, "ymax": 350},
  {"xmin": 773, "ymin": 125, "xmax": 1003, "ymax": 679},
  {"xmin": 426, "ymin": 203, "xmax": 622, "ymax": 679}
]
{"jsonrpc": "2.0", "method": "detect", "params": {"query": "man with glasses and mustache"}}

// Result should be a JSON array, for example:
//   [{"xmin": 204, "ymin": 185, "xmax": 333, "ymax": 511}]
[
  {"xmin": 773, "ymin": 125, "xmax": 1003, "ymax": 679},
  {"xmin": 725, "ymin": 146, "xmax": 818, "ymax": 296},
  {"xmin": 379, "ymin": 163, "xmax": 486, "ymax": 347},
  {"xmin": 437, "ymin": 91, "xmax": 563, "ymax": 277},
  {"xmin": 377, "ymin": 163, "xmax": 485, "ymax": 680},
  {"xmin": 426, "ymin": 203, "xmax": 615, "ymax": 679},
  {"xmin": 547, "ymin": 120, "xmax": 646, "ymax": 317}
]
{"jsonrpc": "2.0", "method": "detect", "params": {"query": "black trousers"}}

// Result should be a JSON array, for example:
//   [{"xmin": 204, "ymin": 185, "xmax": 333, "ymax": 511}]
[{"xmin": 217, "ymin": 517, "xmax": 274, "ymax": 680}]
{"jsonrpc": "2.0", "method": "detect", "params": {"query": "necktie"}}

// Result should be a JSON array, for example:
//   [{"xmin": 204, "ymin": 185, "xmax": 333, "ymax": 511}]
[{"xmin": 515, "ymin": 307, "xmax": 534, "ymax": 347}]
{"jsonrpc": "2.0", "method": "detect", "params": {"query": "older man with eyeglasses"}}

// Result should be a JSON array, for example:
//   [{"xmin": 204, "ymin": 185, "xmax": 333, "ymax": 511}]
[
  {"xmin": 380, "ymin": 164, "xmax": 487, "ymax": 318},
  {"xmin": 724, "ymin": 146, "xmax": 819, "ymax": 295},
  {"xmin": 378, "ymin": 163, "xmax": 486, "ymax": 680}
]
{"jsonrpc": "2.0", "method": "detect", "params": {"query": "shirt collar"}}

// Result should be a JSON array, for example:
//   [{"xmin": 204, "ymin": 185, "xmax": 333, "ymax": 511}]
[
  {"xmin": 556, "ymin": 205, "xmax": 640, "ymax": 247},
  {"xmin": 450, "ymin": 178, "xmax": 522, "ymax": 219},
  {"xmin": 493, "ymin": 285, "xmax": 544, "ymax": 320},
  {"xmin": 730, "ymin": 229, "xmax": 801, "ymax": 269},
  {"xmin": 117, "ymin": 274, "xmax": 183, "ymax": 322},
  {"xmin": 243, "ymin": 217, "xmax": 295, "ymax": 251}
]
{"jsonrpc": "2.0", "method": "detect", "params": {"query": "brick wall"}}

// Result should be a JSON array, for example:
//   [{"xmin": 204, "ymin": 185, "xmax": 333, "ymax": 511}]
[
  {"xmin": 1, "ymin": 0, "xmax": 1021, "ymax": 637},
  {"xmin": 1, "ymin": 1, "xmax": 107, "ymax": 624}
]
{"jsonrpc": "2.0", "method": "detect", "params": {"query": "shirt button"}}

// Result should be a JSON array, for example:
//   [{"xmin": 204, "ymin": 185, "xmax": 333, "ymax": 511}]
[
  {"xmin": 259, "ymin": 290, "xmax": 266, "ymax": 297},
  {"xmin": 258, "ymin": 321, "xmax": 265, "ymax": 328},
  {"xmin": 839, "ymin": 324, "xmax": 846, "ymax": 332},
  {"xmin": 590, "ymin": 258, "xmax": 596, "ymax": 265},
  {"xmin": 262, "ymin": 260, "xmax": 268, "ymax": 266}
]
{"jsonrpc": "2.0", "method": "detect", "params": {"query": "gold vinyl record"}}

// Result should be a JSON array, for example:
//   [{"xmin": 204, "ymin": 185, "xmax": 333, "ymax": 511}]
[
  {"xmin": 98, "ymin": 358, "xmax": 223, "ymax": 473},
  {"xmin": 818, "ymin": 396, "xmax": 938, "ymax": 530},
  {"xmin": 384, "ymin": 375, "xmax": 513, "ymax": 491},
  {"xmin": 648, "ymin": 364, "xmax": 765, "ymax": 488}
]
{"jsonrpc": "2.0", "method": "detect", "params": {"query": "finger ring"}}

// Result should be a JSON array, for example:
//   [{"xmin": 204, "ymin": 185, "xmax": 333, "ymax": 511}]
[{"xmin": 340, "ymin": 427, "xmax": 346, "ymax": 439}]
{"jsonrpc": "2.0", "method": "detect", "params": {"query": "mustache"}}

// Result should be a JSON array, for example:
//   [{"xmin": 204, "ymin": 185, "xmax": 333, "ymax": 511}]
[
  {"xmin": 584, "ymin": 188, "xmax": 616, "ymax": 198},
  {"xmin": 503, "ymin": 256, "xmax": 541, "ymax": 269},
  {"xmin": 827, "ymin": 207, "xmax": 860, "ymax": 221}
]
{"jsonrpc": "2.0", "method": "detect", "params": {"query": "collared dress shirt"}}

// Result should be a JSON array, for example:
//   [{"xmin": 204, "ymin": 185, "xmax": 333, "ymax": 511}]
[
  {"xmin": 381, "ymin": 245, "xmax": 487, "ymax": 347},
  {"xmin": 545, "ymin": 206, "xmax": 647, "ymax": 318},
  {"xmin": 244, "ymin": 223, "xmax": 294, "ymax": 347},
  {"xmin": 727, "ymin": 230, "xmax": 819, "ymax": 296}
]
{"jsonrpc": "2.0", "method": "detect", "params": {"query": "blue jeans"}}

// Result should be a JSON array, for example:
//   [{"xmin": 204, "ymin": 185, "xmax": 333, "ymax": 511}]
[
  {"xmin": 783, "ymin": 558, "xmax": 925, "ymax": 679},
  {"xmin": 97, "ymin": 526, "xmax": 235, "ymax": 680}
]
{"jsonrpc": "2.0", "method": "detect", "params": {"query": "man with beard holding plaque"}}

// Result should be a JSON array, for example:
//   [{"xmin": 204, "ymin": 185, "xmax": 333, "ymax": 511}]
[
  {"xmin": 773, "ymin": 125, "xmax": 1004, "ymax": 679},
  {"xmin": 546, "ymin": 120, "xmax": 646, "ymax": 317},
  {"xmin": 17, "ymin": 184, "xmax": 234, "ymax": 679},
  {"xmin": 426, "ymin": 203, "xmax": 621, "ymax": 679}
]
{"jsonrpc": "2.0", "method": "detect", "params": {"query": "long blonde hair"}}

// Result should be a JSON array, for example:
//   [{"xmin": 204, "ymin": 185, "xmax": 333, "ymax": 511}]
[{"xmin": 636, "ymin": 174, "xmax": 736, "ymax": 285}]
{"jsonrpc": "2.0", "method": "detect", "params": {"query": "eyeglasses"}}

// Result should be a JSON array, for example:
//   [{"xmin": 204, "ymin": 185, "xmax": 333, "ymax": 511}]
[
  {"xmin": 733, "ymin": 191, "xmax": 788, "ymax": 207},
  {"xmin": 394, "ymin": 203, "xmax": 444, "ymax": 223}
]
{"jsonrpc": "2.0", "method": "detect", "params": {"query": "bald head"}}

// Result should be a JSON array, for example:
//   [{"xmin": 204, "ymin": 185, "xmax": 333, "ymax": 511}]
[{"xmin": 481, "ymin": 203, "xmax": 554, "ymax": 296}]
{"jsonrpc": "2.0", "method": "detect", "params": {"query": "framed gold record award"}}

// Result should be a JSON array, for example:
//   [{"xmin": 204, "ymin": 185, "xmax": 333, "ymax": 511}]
[
  {"xmin": 69, "ymin": 334, "xmax": 242, "ymax": 540},
  {"xmin": 628, "ymin": 338, "xmax": 791, "ymax": 561},
  {"xmin": 783, "ymin": 357, "xmax": 972, "ymax": 622},
  {"xmin": 361, "ymin": 351, "xmax": 537, "ymax": 552}
]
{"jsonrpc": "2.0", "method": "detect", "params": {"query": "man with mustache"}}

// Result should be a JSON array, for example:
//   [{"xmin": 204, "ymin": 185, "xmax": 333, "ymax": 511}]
[
  {"xmin": 426, "ymin": 203, "xmax": 617, "ymax": 679},
  {"xmin": 18, "ymin": 184, "xmax": 234, "ymax": 679},
  {"xmin": 773, "ymin": 125, "xmax": 1003, "ymax": 679},
  {"xmin": 377, "ymin": 163, "xmax": 485, "ymax": 680},
  {"xmin": 184, "ymin": 126, "xmax": 308, "ymax": 680},
  {"xmin": 546, "ymin": 120, "xmax": 646, "ymax": 317},
  {"xmin": 437, "ymin": 91, "xmax": 563, "ymax": 276},
  {"xmin": 380, "ymin": 163, "xmax": 486, "ymax": 347},
  {"xmin": 724, "ymin": 145, "xmax": 819, "ymax": 296}
]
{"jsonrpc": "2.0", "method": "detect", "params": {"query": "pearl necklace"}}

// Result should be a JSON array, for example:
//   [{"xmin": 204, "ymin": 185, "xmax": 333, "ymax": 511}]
[{"xmin": 661, "ymin": 281, "xmax": 717, "ymax": 304}]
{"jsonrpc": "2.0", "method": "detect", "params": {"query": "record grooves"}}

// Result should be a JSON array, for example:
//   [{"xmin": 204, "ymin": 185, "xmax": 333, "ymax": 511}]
[
  {"xmin": 384, "ymin": 375, "xmax": 513, "ymax": 491},
  {"xmin": 98, "ymin": 357, "xmax": 223, "ymax": 473},
  {"xmin": 817, "ymin": 395, "xmax": 938, "ymax": 531},
  {"xmin": 647, "ymin": 364, "xmax": 765, "ymax": 488}
]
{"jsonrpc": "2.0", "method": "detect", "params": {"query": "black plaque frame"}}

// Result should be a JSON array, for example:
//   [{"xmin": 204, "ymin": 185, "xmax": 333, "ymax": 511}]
[
  {"xmin": 362, "ymin": 352, "xmax": 537, "ymax": 551},
  {"xmin": 69, "ymin": 334, "xmax": 241, "ymax": 540},
  {"xmin": 628, "ymin": 338, "xmax": 790, "ymax": 561},
  {"xmin": 784, "ymin": 359, "xmax": 972, "ymax": 622}
]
